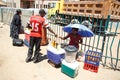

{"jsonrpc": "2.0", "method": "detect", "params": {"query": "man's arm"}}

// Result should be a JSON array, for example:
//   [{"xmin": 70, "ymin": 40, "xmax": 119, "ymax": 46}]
[
  {"xmin": 43, "ymin": 17, "xmax": 57, "ymax": 37},
  {"xmin": 78, "ymin": 38, "xmax": 83, "ymax": 44},
  {"xmin": 59, "ymin": 34, "xmax": 69, "ymax": 40},
  {"xmin": 47, "ymin": 27, "xmax": 57, "ymax": 37},
  {"xmin": 26, "ymin": 18, "xmax": 32, "ymax": 29}
]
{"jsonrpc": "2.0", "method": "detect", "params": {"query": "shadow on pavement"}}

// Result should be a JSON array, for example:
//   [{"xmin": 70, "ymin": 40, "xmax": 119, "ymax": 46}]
[{"xmin": 35, "ymin": 53, "xmax": 48, "ymax": 63}]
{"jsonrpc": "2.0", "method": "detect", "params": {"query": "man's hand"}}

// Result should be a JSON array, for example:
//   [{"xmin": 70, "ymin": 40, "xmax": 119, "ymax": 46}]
[
  {"xmin": 26, "ymin": 23, "xmax": 31, "ymax": 29},
  {"xmin": 47, "ymin": 27, "xmax": 58, "ymax": 37},
  {"xmin": 54, "ymin": 34, "xmax": 57, "ymax": 37}
]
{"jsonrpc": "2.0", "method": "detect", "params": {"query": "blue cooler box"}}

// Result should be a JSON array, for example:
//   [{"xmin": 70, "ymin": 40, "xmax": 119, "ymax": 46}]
[
  {"xmin": 61, "ymin": 60, "xmax": 79, "ymax": 78},
  {"xmin": 47, "ymin": 45, "xmax": 65, "ymax": 64}
]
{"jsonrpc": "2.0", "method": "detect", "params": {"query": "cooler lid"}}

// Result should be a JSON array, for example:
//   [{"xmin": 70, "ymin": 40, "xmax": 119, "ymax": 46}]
[{"xmin": 64, "ymin": 45, "xmax": 78, "ymax": 53}]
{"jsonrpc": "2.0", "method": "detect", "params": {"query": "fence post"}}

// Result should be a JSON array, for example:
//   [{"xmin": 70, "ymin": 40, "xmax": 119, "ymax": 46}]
[
  {"xmin": 101, "ymin": 15, "xmax": 110, "ymax": 54},
  {"xmin": 101, "ymin": 34, "xmax": 106, "ymax": 55},
  {"xmin": 101, "ymin": 15, "xmax": 110, "ymax": 67},
  {"xmin": 1, "ymin": 8, "xmax": 3, "ymax": 22},
  {"xmin": 105, "ymin": 15, "xmax": 110, "ymax": 31}
]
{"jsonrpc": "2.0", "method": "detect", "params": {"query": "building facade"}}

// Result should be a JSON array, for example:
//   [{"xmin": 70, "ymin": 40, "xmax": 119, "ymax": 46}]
[
  {"xmin": 6, "ymin": 0, "xmax": 34, "ymax": 8},
  {"xmin": 21, "ymin": 0, "xmax": 35, "ymax": 8},
  {"xmin": 6, "ymin": 0, "xmax": 59, "ymax": 8},
  {"xmin": 0, "ymin": 0, "xmax": 7, "ymax": 7},
  {"xmin": 35, "ymin": 0, "xmax": 59, "ymax": 9}
]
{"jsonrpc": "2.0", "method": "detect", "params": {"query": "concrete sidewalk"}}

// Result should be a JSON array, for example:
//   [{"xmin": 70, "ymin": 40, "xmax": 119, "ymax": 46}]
[{"xmin": 0, "ymin": 22, "xmax": 120, "ymax": 80}]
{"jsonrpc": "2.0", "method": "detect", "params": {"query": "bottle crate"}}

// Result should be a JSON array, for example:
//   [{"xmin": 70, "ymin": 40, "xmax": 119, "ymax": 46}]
[
  {"xmin": 84, "ymin": 50, "xmax": 102, "ymax": 66},
  {"xmin": 83, "ymin": 62, "xmax": 99, "ymax": 73}
]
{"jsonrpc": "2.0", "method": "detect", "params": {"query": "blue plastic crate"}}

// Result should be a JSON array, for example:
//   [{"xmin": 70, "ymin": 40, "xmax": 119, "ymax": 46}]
[
  {"xmin": 84, "ymin": 50, "xmax": 102, "ymax": 66},
  {"xmin": 24, "ymin": 39, "xmax": 29, "ymax": 47}
]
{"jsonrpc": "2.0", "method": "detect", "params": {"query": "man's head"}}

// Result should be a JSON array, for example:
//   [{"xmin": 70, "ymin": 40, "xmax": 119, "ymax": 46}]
[
  {"xmin": 16, "ymin": 9, "xmax": 22, "ymax": 15},
  {"xmin": 71, "ymin": 28, "xmax": 78, "ymax": 34},
  {"xmin": 39, "ymin": 9, "xmax": 46, "ymax": 17}
]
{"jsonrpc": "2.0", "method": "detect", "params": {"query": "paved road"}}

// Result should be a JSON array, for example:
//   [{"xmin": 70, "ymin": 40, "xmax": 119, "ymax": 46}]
[{"xmin": 0, "ymin": 22, "xmax": 120, "ymax": 80}]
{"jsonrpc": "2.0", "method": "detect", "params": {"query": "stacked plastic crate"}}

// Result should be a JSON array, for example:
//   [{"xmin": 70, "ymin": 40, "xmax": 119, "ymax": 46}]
[
  {"xmin": 83, "ymin": 50, "xmax": 102, "ymax": 73},
  {"xmin": 24, "ymin": 29, "xmax": 30, "ymax": 47}
]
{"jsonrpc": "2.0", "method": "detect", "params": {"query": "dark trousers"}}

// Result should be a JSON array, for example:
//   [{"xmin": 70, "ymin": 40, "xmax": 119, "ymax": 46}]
[{"xmin": 27, "ymin": 36, "xmax": 42, "ymax": 59}]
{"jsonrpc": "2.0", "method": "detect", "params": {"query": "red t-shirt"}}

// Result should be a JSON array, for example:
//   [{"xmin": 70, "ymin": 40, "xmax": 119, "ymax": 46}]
[
  {"xmin": 29, "ymin": 15, "xmax": 46, "ymax": 37},
  {"xmin": 68, "ymin": 33, "xmax": 82, "ymax": 49}
]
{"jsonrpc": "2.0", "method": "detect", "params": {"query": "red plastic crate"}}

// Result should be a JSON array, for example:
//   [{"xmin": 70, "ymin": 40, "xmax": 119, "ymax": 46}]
[{"xmin": 83, "ymin": 62, "xmax": 99, "ymax": 73}]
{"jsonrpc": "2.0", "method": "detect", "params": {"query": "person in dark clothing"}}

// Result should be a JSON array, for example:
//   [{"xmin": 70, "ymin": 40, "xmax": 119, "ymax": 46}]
[{"xmin": 10, "ymin": 9, "xmax": 22, "ymax": 39}]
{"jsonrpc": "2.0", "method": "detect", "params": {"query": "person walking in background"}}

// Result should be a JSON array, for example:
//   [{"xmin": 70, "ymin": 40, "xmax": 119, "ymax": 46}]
[
  {"xmin": 10, "ymin": 9, "xmax": 22, "ymax": 39},
  {"xmin": 26, "ymin": 9, "xmax": 57, "ymax": 63}
]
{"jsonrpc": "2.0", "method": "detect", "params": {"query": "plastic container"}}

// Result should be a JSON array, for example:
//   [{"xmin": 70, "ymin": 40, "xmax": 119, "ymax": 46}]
[
  {"xmin": 64, "ymin": 45, "xmax": 78, "ymax": 63},
  {"xmin": 61, "ymin": 60, "xmax": 79, "ymax": 78},
  {"xmin": 83, "ymin": 62, "xmax": 99, "ymax": 73},
  {"xmin": 47, "ymin": 45, "xmax": 65, "ymax": 64},
  {"xmin": 84, "ymin": 50, "xmax": 102, "ymax": 66}
]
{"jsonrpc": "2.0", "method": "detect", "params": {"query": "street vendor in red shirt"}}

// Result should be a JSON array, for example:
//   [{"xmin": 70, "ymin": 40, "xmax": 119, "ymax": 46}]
[
  {"xmin": 59, "ymin": 28, "xmax": 83, "ymax": 61},
  {"xmin": 59, "ymin": 28, "xmax": 83, "ymax": 49}
]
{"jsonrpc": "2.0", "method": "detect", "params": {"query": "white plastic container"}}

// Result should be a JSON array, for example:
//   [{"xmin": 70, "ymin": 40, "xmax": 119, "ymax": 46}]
[{"xmin": 64, "ymin": 45, "xmax": 78, "ymax": 63}]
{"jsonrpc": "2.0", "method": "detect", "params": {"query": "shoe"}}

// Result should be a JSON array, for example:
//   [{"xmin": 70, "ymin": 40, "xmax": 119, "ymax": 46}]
[
  {"xmin": 33, "ymin": 57, "xmax": 38, "ymax": 63},
  {"xmin": 33, "ymin": 54, "xmax": 39, "ymax": 63},
  {"xmin": 33, "ymin": 58, "xmax": 38, "ymax": 63},
  {"xmin": 25, "ymin": 56, "xmax": 32, "ymax": 63}
]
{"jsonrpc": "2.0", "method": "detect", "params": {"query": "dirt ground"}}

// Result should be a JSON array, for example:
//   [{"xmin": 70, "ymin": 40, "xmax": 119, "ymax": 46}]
[{"xmin": 0, "ymin": 22, "xmax": 120, "ymax": 80}]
